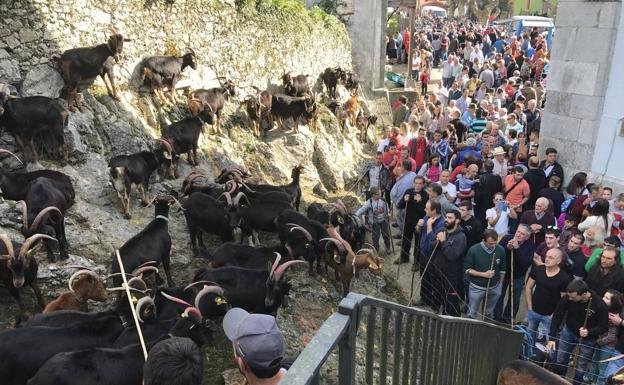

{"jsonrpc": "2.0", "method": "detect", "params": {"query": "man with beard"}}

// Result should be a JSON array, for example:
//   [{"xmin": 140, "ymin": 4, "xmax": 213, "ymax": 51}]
[
  {"xmin": 494, "ymin": 224, "xmax": 535, "ymax": 324},
  {"xmin": 414, "ymin": 200, "xmax": 445, "ymax": 308},
  {"xmin": 458, "ymin": 200, "xmax": 482, "ymax": 247},
  {"xmin": 429, "ymin": 209, "xmax": 467, "ymax": 315}
]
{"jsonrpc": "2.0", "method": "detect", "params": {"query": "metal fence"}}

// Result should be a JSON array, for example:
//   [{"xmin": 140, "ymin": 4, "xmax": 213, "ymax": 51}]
[{"xmin": 281, "ymin": 293, "xmax": 524, "ymax": 385}]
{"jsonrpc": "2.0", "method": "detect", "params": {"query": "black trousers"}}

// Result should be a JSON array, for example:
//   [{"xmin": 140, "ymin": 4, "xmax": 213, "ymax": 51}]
[
  {"xmin": 400, "ymin": 221, "xmax": 418, "ymax": 262},
  {"xmin": 443, "ymin": 276, "xmax": 463, "ymax": 316},
  {"xmin": 419, "ymin": 258, "xmax": 436, "ymax": 308}
]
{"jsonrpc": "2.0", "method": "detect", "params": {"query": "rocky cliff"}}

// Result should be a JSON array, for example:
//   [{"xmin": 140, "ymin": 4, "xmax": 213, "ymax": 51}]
[{"xmin": 0, "ymin": 1, "xmax": 398, "ymax": 384}]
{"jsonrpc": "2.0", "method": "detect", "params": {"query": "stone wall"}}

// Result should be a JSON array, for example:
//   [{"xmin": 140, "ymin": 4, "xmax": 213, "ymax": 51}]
[
  {"xmin": 0, "ymin": 0, "xmax": 351, "ymax": 94},
  {"xmin": 540, "ymin": 0, "xmax": 622, "ymax": 186}
]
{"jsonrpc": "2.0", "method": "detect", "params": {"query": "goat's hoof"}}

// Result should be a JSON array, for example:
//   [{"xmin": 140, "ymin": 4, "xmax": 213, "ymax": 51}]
[{"xmin": 124, "ymin": 212, "xmax": 132, "ymax": 219}]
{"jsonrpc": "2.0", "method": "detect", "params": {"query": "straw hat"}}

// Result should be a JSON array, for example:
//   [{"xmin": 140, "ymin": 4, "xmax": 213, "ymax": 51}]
[{"xmin": 493, "ymin": 146, "xmax": 506, "ymax": 156}]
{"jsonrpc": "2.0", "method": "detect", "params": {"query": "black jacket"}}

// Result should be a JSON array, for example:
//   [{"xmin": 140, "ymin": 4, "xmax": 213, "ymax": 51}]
[
  {"xmin": 539, "ymin": 160, "xmax": 564, "ymax": 191},
  {"xmin": 474, "ymin": 172, "xmax": 502, "ymax": 213},
  {"xmin": 398, "ymin": 188, "xmax": 429, "ymax": 224},
  {"xmin": 523, "ymin": 168, "xmax": 547, "ymax": 211},
  {"xmin": 431, "ymin": 227, "xmax": 467, "ymax": 281},
  {"xmin": 550, "ymin": 290, "xmax": 608, "ymax": 340},
  {"xmin": 461, "ymin": 216, "xmax": 483, "ymax": 247},
  {"xmin": 586, "ymin": 265, "xmax": 624, "ymax": 297}
]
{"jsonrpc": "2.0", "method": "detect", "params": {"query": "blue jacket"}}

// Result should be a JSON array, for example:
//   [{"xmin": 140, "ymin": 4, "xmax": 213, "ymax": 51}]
[
  {"xmin": 418, "ymin": 215, "xmax": 445, "ymax": 263},
  {"xmin": 390, "ymin": 171, "xmax": 416, "ymax": 205}
]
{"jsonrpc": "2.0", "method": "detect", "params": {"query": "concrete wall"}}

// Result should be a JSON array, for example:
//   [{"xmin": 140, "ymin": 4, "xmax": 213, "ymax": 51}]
[{"xmin": 540, "ymin": 0, "xmax": 623, "ymax": 188}]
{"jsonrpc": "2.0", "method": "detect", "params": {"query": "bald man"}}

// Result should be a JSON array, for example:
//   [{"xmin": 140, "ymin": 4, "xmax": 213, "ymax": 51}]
[{"xmin": 519, "ymin": 197, "xmax": 555, "ymax": 246}]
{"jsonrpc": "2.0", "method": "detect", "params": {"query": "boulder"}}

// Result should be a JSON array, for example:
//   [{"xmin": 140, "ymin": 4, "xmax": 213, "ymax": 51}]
[
  {"xmin": 0, "ymin": 58, "xmax": 20, "ymax": 84},
  {"xmin": 20, "ymin": 64, "xmax": 64, "ymax": 98}
]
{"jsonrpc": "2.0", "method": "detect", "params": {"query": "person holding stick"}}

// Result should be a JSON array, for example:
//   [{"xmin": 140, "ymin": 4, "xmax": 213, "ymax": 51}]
[
  {"xmin": 414, "ymin": 200, "xmax": 445, "ymax": 308},
  {"xmin": 395, "ymin": 176, "xmax": 428, "ymax": 264},
  {"xmin": 546, "ymin": 279, "xmax": 608, "ymax": 385},
  {"xmin": 464, "ymin": 229, "xmax": 506, "ymax": 320}
]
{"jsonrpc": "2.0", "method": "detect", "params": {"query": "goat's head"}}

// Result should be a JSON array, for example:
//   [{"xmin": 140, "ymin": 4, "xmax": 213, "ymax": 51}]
[
  {"xmin": 193, "ymin": 284, "xmax": 228, "ymax": 319},
  {"xmin": 265, "ymin": 254, "xmax": 305, "ymax": 308},
  {"xmin": 183, "ymin": 49, "xmax": 197, "ymax": 70},
  {"xmin": 107, "ymin": 31, "xmax": 125, "ymax": 61},
  {"xmin": 108, "ymin": 277, "xmax": 157, "ymax": 322},
  {"xmin": 259, "ymin": 90, "xmax": 272, "ymax": 110},
  {"xmin": 321, "ymin": 236, "xmax": 351, "ymax": 264},
  {"xmin": 0, "ymin": 234, "xmax": 55, "ymax": 288},
  {"xmin": 286, "ymin": 224, "xmax": 316, "ymax": 263},
  {"xmin": 217, "ymin": 77, "xmax": 236, "ymax": 98},
  {"xmin": 0, "ymin": 92, "xmax": 9, "ymax": 115},
  {"xmin": 281, "ymin": 71, "xmax": 294, "ymax": 87},
  {"xmin": 67, "ymin": 268, "xmax": 108, "ymax": 302},
  {"xmin": 355, "ymin": 248, "xmax": 382, "ymax": 275},
  {"xmin": 146, "ymin": 190, "xmax": 183, "ymax": 215},
  {"xmin": 155, "ymin": 138, "xmax": 176, "ymax": 176},
  {"xmin": 0, "ymin": 148, "xmax": 23, "ymax": 167},
  {"xmin": 18, "ymin": 202, "xmax": 63, "ymax": 237}
]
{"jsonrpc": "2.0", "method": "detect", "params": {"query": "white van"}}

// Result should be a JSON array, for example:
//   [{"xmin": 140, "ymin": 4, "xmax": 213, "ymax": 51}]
[{"xmin": 420, "ymin": 5, "xmax": 447, "ymax": 18}]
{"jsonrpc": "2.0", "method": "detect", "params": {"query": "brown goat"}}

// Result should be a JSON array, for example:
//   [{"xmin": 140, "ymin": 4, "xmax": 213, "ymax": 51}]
[
  {"xmin": 344, "ymin": 95, "xmax": 359, "ymax": 128},
  {"xmin": 323, "ymin": 225, "xmax": 382, "ymax": 296},
  {"xmin": 497, "ymin": 360, "xmax": 571, "ymax": 385},
  {"xmin": 43, "ymin": 269, "xmax": 107, "ymax": 313}
]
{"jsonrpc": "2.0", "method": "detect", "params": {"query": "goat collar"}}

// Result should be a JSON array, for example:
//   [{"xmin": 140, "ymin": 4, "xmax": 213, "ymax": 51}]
[{"xmin": 156, "ymin": 215, "xmax": 169, "ymax": 222}]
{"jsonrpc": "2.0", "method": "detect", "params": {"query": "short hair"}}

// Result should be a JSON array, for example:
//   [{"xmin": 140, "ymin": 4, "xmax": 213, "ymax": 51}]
[
  {"xmin": 545, "ymin": 227, "xmax": 561, "ymax": 237},
  {"xmin": 549, "ymin": 175, "xmax": 561, "ymax": 188},
  {"xmin": 617, "ymin": 193, "xmax": 624, "ymax": 202},
  {"xmin": 545, "ymin": 147, "xmax": 557, "ymax": 155},
  {"xmin": 143, "ymin": 337, "xmax": 203, "ymax": 385},
  {"xmin": 567, "ymin": 279, "xmax": 588, "ymax": 295},
  {"xmin": 483, "ymin": 160, "xmax": 494, "ymax": 173},
  {"xmin": 604, "ymin": 187, "xmax": 613, "ymax": 194},
  {"xmin": 513, "ymin": 166, "xmax": 525, "ymax": 174},
  {"xmin": 605, "ymin": 236, "xmax": 622, "ymax": 248},
  {"xmin": 388, "ymin": 140, "xmax": 397, "ymax": 147},
  {"xmin": 571, "ymin": 232, "xmax": 585, "ymax": 244},
  {"xmin": 414, "ymin": 175, "xmax": 426, "ymax": 184},
  {"xmin": 447, "ymin": 209, "xmax": 461, "ymax": 221},
  {"xmin": 428, "ymin": 200, "xmax": 442, "ymax": 214},
  {"xmin": 458, "ymin": 200, "xmax": 473, "ymax": 210},
  {"xmin": 399, "ymin": 95, "xmax": 408, "ymax": 104},
  {"xmin": 483, "ymin": 229, "xmax": 498, "ymax": 242},
  {"xmin": 430, "ymin": 183, "xmax": 443, "ymax": 196},
  {"xmin": 370, "ymin": 186, "xmax": 381, "ymax": 195},
  {"xmin": 376, "ymin": 151, "xmax": 383, "ymax": 156},
  {"xmin": 508, "ymin": 130, "xmax": 517, "ymax": 139},
  {"xmin": 402, "ymin": 159, "xmax": 412, "ymax": 171},
  {"xmin": 528, "ymin": 156, "xmax": 539, "ymax": 168}
]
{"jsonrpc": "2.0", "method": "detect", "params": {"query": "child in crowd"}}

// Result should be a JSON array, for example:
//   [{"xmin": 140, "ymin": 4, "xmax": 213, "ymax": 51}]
[
  {"xmin": 456, "ymin": 167, "xmax": 476, "ymax": 202},
  {"xmin": 559, "ymin": 214, "xmax": 579, "ymax": 247},
  {"xmin": 355, "ymin": 186, "xmax": 391, "ymax": 254},
  {"xmin": 420, "ymin": 65, "xmax": 430, "ymax": 96}
]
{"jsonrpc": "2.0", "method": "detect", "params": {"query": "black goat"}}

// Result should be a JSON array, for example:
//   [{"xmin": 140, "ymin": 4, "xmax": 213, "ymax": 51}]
[
  {"xmin": 180, "ymin": 172, "xmax": 239, "ymax": 198},
  {"xmin": 187, "ymin": 79, "xmax": 236, "ymax": 135},
  {"xmin": 0, "ymin": 95, "xmax": 69, "ymax": 164},
  {"xmin": 214, "ymin": 167, "xmax": 251, "ymax": 184},
  {"xmin": 0, "ymin": 158, "xmax": 74, "ymax": 203},
  {"xmin": 208, "ymin": 242, "xmax": 289, "ymax": 269},
  {"xmin": 183, "ymin": 191, "xmax": 243, "ymax": 255},
  {"xmin": 18, "ymin": 177, "xmax": 73, "ymax": 261},
  {"xmin": 321, "ymin": 67, "xmax": 345, "ymax": 99},
  {"xmin": 0, "ymin": 234, "xmax": 55, "ymax": 324},
  {"xmin": 241, "ymin": 92, "xmax": 271, "ymax": 138},
  {"xmin": 27, "ymin": 309, "xmax": 211, "ymax": 385},
  {"xmin": 343, "ymin": 71, "xmax": 359, "ymax": 95},
  {"xmin": 307, "ymin": 202, "xmax": 330, "ymax": 225},
  {"xmin": 112, "ymin": 192, "xmax": 177, "ymax": 287},
  {"xmin": 154, "ymin": 284, "xmax": 227, "ymax": 322},
  {"xmin": 243, "ymin": 165, "xmax": 303, "ymax": 210},
  {"xmin": 282, "ymin": 71, "xmax": 310, "ymax": 96},
  {"xmin": 108, "ymin": 149, "xmax": 171, "ymax": 218},
  {"xmin": 140, "ymin": 50, "xmax": 197, "ymax": 104},
  {"xmin": 277, "ymin": 209, "xmax": 329, "ymax": 275},
  {"xmin": 238, "ymin": 198, "xmax": 293, "ymax": 246},
  {"xmin": 329, "ymin": 200, "xmax": 365, "ymax": 251},
  {"xmin": 263, "ymin": 92, "xmax": 318, "ymax": 133},
  {"xmin": 193, "ymin": 256, "xmax": 304, "ymax": 314},
  {"xmin": 53, "ymin": 31, "xmax": 125, "ymax": 111}
]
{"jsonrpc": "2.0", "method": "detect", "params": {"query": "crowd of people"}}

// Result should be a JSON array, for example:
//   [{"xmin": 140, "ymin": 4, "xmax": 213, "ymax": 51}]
[{"xmin": 367, "ymin": 16, "xmax": 624, "ymax": 385}]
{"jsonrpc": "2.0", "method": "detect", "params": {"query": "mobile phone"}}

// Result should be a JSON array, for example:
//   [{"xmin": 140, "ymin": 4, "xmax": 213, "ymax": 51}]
[{"xmin": 497, "ymin": 201, "xmax": 506, "ymax": 211}]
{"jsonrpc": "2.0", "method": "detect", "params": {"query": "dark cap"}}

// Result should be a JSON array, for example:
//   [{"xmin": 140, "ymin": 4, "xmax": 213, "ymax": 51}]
[{"xmin": 223, "ymin": 308, "xmax": 285, "ymax": 369}]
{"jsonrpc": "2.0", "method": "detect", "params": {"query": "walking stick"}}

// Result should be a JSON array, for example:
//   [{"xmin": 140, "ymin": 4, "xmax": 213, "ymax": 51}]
[
  {"xmin": 396, "ymin": 199, "xmax": 410, "ymax": 279},
  {"xmin": 408, "ymin": 240, "xmax": 440, "ymax": 306},
  {"xmin": 510, "ymin": 248, "xmax": 515, "ymax": 327},
  {"xmin": 408, "ymin": 230, "xmax": 423, "ymax": 305},
  {"xmin": 570, "ymin": 297, "xmax": 593, "ymax": 377},
  {"xmin": 482, "ymin": 250, "xmax": 497, "ymax": 321}
]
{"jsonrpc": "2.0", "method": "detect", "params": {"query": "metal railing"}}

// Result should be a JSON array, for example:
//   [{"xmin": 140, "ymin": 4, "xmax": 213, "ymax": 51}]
[{"xmin": 281, "ymin": 293, "xmax": 524, "ymax": 385}]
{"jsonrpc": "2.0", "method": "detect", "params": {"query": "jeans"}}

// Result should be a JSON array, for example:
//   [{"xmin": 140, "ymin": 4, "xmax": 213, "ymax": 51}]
[
  {"xmin": 371, "ymin": 221, "xmax": 390, "ymax": 252},
  {"xmin": 588, "ymin": 345, "xmax": 617, "ymax": 385},
  {"xmin": 554, "ymin": 326, "xmax": 597, "ymax": 385},
  {"xmin": 395, "ymin": 208, "xmax": 406, "ymax": 234},
  {"xmin": 605, "ymin": 352, "xmax": 624, "ymax": 382},
  {"xmin": 443, "ymin": 77, "xmax": 454, "ymax": 89},
  {"xmin": 524, "ymin": 309, "xmax": 552, "ymax": 342},
  {"xmin": 467, "ymin": 282, "xmax": 501, "ymax": 319},
  {"xmin": 494, "ymin": 275, "xmax": 525, "ymax": 323}
]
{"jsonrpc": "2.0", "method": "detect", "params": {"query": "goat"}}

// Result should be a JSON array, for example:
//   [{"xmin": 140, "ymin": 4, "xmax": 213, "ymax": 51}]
[
  {"xmin": 53, "ymin": 30, "xmax": 125, "ymax": 111},
  {"xmin": 108, "ymin": 148, "xmax": 171, "ymax": 218},
  {"xmin": 241, "ymin": 92, "xmax": 266, "ymax": 138},
  {"xmin": 154, "ymin": 284, "xmax": 228, "ymax": 322},
  {"xmin": 238, "ymin": 197, "xmax": 293, "ymax": 246},
  {"xmin": 0, "ymin": 95, "xmax": 69, "ymax": 164},
  {"xmin": 496, "ymin": 360, "xmax": 571, "ymax": 385},
  {"xmin": 243, "ymin": 164, "xmax": 304, "ymax": 210},
  {"xmin": 214, "ymin": 167, "xmax": 251, "ymax": 184},
  {"xmin": 112, "ymin": 192, "xmax": 178, "ymax": 287},
  {"xmin": 357, "ymin": 113, "xmax": 377, "ymax": 143},
  {"xmin": 187, "ymin": 78, "xmax": 236, "ymax": 135},
  {"xmin": 344, "ymin": 94, "xmax": 359, "ymax": 129},
  {"xmin": 323, "ymin": 225, "xmax": 382, "ymax": 296},
  {"xmin": 276, "ymin": 209, "xmax": 329, "ymax": 275},
  {"xmin": 328, "ymin": 100, "xmax": 348, "ymax": 132},
  {"xmin": 282, "ymin": 71, "xmax": 310, "ymax": 96},
  {"xmin": 182, "ymin": 191, "xmax": 243, "ymax": 255},
  {"xmin": 307, "ymin": 202, "xmax": 330, "ymax": 225},
  {"xmin": 140, "ymin": 49, "xmax": 197, "ymax": 104},
  {"xmin": 42, "ymin": 268, "xmax": 107, "ymax": 313},
  {"xmin": 263, "ymin": 92, "xmax": 318, "ymax": 133},
  {"xmin": 0, "ymin": 234, "xmax": 55, "ymax": 324},
  {"xmin": 343, "ymin": 71, "xmax": 359, "ymax": 95},
  {"xmin": 208, "ymin": 243, "xmax": 290, "ymax": 269},
  {"xmin": 321, "ymin": 67, "xmax": 346, "ymax": 99},
  {"xmin": 18, "ymin": 177, "xmax": 73, "ymax": 261}
]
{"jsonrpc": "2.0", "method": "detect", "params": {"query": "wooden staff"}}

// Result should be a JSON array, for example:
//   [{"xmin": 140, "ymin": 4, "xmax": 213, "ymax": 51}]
[
  {"xmin": 408, "ymin": 240, "xmax": 439, "ymax": 307},
  {"xmin": 116, "ymin": 249, "xmax": 148, "ymax": 360},
  {"xmin": 510, "ymin": 248, "xmax": 515, "ymax": 327},
  {"xmin": 482, "ymin": 250, "xmax": 497, "ymax": 321},
  {"xmin": 396, "ymin": 199, "xmax": 410, "ymax": 279},
  {"xmin": 570, "ymin": 296, "xmax": 593, "ymax": 376}
]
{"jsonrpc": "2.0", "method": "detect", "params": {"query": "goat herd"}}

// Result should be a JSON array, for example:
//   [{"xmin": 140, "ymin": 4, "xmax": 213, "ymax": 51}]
[{"xmin": 0, "ymin": 29, "xmax": 383, "ymax": 385}]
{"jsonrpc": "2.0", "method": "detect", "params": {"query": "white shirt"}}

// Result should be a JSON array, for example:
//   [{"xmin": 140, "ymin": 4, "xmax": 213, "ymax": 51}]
[
  {"xmin": 486, "ymin": 207, "xmax": 510, "ymax": 235},
  {"xmin": 437, "ymin": 181, "xmax": 457, "ymax": 202},
  {"xmin": 377, "ymin": 138, "xmax": 390, "ymax": 153}
]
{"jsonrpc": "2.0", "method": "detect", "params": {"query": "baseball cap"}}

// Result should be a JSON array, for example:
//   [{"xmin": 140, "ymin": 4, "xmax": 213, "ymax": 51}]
[{"xmin": 223, "ymin": 308, "xmax": 285, "ymax": 369}]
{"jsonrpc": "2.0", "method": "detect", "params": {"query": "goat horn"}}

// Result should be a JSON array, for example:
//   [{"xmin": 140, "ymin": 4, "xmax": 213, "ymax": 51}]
[
  {"xmin": 183, "ymin": 306, "xmax": 203, "ymax": 320},
  {"xmin": 287, "ymin": 223, "xmax": 313, "ymax": 241},
  {"xmin": 356, "ymin": 248, "xmax": 377, "ymax": 256},
  {"xmin": 30, "ymin": 206, "xmax": 63, "ymax": 232},
  {"xmin": 0, "ymin": 149, "xmax": 23, "ymax": 165},
  {"xmin": 269, "ymin": 252, "xmax": 282, "ymax": 279},
  {"xmin": 0, "ymin": 234, "xmax": 15, "ymax": 260},
  {"xmin": 194, "ymin": 285, "xmax": 225, "ymax": 309},
  {"xmin": 144, "ymin": 195, "xmax": 158, "ymax": 208},
  {"xmin": 273, "ymin": 260, "xmax": 306, "ymax": 281},
  {"xmin": 68, "ymin": 269, "xmax": 100, "ymax": 292},
  {"xmin": 188, "ymin": 48, "xmax": 196, "ymax": 56},
  {"xmin": 127, "ymin": 277, "xmax": 148, "ymax": 291},
  {"xmin": 225, "ymin": 180, "xmax": 237, "ymax": 194},
  {"xmin": 135, "ymin": 296, "xmax": 155, "ymax": 323},
  {"xmin": 157, "ymin": 138, "xmax": 173, "ymax": 154},
  {"xmin": 240, "ymin": 181, "xmax": 256, "ymax": 193},
  {"xmin": 132, "ymin": 266, "xmax": 159, "ymax": 277},
  {"xmin": 232, "ymin": 191, "xmax": 249, "ymax": 207},
  {"xmin": 320, "ymin": 237, "xmax": 346, "ymax": 254},
  {"xmin": 160, "ymin": 291, "xmax": 193, "ymax": 307},
  {"xmin": 104, "ymin": 272, "xmax": 134, "ymax": 280},
  {"xmin": 184, "ymin": 280, "xmax": 219, "ymax": 290},
  {"xmin": 337, "ymin": 200, "xmax": 348, "ymax": 214},
  {"xmin": 19, "ymin": 234, "xmax": 57, "ymax": 258},
  {"xmin": 332, "ymin": 203, "xmax": 346, "ymax": 216},
  {"xmin": 218, "ymin": 191, "xmax": 232, "ymax": 206},
  {"xmin": 169, "ymin": 195, "xmax": 186, "ymax": 212},
  {"xmin": 106, "ymin": 287, "xmax": 148, "ymax": 293},
  {"xmin": 17, "ymin": 200, "xmax": 28, "ymax": 230}
]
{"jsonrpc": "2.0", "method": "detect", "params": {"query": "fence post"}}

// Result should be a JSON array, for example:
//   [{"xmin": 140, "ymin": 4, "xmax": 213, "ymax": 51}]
[{"xmin": 338, "ymin": 293, "xmax": 364, "ymax": 385}]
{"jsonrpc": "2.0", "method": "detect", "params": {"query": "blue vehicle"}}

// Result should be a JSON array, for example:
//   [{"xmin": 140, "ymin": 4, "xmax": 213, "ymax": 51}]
[{"xmin": 494, "ymin": 16, "xmax": 555, "ymax": 48}]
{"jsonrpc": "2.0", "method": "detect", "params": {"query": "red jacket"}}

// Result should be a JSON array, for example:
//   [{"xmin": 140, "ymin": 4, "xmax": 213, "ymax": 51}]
[{"xmin": 408, "ymin": 137, "xmax": 427, "ymax": 168}]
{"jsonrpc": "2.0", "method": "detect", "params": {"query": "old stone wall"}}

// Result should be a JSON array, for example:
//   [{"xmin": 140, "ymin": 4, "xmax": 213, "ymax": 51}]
[{"xmin": 0, "ymin": 0, "xmax": 351, "ymax": 93}]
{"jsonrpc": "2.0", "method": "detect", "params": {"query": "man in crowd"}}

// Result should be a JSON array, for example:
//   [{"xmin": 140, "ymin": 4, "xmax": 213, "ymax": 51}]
[
  {"xmin": 539, "ymin": 147, "xmax": 564, "ymax": 189},
  {"xmin": 143, "ymin": 337, "xmax": 204, "ymax": 385},
  {"xmin": 523, "ymin": 156, "xmax": 547, "ymax": 210},
  {"xmin": 464, "ymin": 229, "xmax": 506, "ymax": 320},
  {"xmin": 475, "ymin": 160, "xmax": 503, "ymax": 227},
  {"xmin": 364, "ymin": 152, "xmax": 390, "ymax": 201},
  {"xmin": 415, "ymin": 200, "xmax": 445, "ymax": 308},
  {"xmin": 494, "ymin": 224, "xmax": 535, "ymax": 324},
  {"xmin": 390, "ymin": 160, "xmax": 417, "ymax": 239},
  {"xmin": 428, "ymin": 183, "xmax": 458, "ymax": 216},
  {"xmin": 520, "ymin": 197, "xmax": 555, "ymax": 246},
  {"xmin": 459, "ymin": 200, "xmax": 483, "ymax": 248},
  {"xmin": 546, "ymin": 279, "xmax": 608, "ymax": 385},
  {"xmin": 356, "ymin": 186, "xmax": 391, "ymax": 255},
  {"xmin": 393, "ymin": 96, "xmax": 409, "ymax": 126},
  {"xmin": 437, "ymin": 170, "xmax": 457, "ymax": 204},
  {"xmin": 504, "ymin": 166, "xmax": 531, "ymax": 233},
  {"xmin": 396, "ymin": 176, "xmax": 428, "ymax": 264},
  {"xmin": 564, "ymin": 232, "xmax": 587, "ymax": 279}
]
